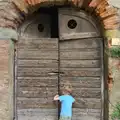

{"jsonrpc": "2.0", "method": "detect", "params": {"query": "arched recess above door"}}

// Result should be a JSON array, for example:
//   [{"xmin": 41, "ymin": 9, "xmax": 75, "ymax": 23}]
[
  {"xmin": 0, "ymin": 0, "xmax": 119, "ymax": 40},
  {"xmin": 58, "ymin": 8, "xmax": 101, "ymax": 39},
  {"xmin": 19, "ymin": 13, "xmax": 51, "ymax": 38}
]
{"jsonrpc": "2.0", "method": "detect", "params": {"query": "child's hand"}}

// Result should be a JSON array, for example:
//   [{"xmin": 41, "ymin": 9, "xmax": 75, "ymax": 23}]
[{"xmin": 54, "ymin": 95, "xmax": 59, "ymax": 101}]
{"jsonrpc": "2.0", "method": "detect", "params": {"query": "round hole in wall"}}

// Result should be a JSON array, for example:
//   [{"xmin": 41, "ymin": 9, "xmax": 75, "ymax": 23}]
[
  {"xmin": 38, "ymin": 24, "xmax": 44, "ymax": 32},
  {"xmin": 68, "ymin": 19, "xmax": 77, "ymax": 29}
]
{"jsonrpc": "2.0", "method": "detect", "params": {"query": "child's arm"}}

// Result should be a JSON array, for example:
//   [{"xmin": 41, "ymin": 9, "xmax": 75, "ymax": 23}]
[{"xmin": 54, "ymin": 95, "xmax": 59, "ymax": 101}]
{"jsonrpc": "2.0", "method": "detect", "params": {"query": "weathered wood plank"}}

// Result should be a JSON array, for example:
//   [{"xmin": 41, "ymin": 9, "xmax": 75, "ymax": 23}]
[
  {"xmin": 17, "ymin": 115, "xmax": 58, "ymax": 120},
  {"xmin": 17, "ymin": 108, "xmax": 100, "ymax": 115},
  {"xmin": 17, "ymin": 77, "xmax": 100, "ymax": 88},
  {"xmin": 60, "ymin": 60, "xmax": 100, "ymax": 68},
  {"xmin": 72, "ymin": 115, "xmax": 100, "ymax": 120},
  {"xmin": 17, "ymin": 76, "xmax": 58, "ymax": 81},
  {"xmin": 60, "ymin": 38, "xmax": 101, "ymax": 49},
  {"xmin": 17, "ymin": 97, "xmax": 57, "ymax": 109},
  {"xmin": 18, "ymin": 38, "xmax": 58, "ymax": 50},
  {"xmin": 60, "ymin": 50, "xmax": 100, "ymax": 60},
  {"xmin": 60, "ymin": 68, "xmax": 101, "ymax": 77},
  {"xmin": 73, "ymin": 98, "xmax": 101, "ymax": 109},
  {"xmin": 60, "ymin": 87, "xmax": 101, "ymax": 98},
  {"xmin": 72, "ymin": 108, "xmax": 101, "ymax": 120},
  {"xmin": 17, "ymin": 97, "xmax": 101, "ymax": 109},
  {"xmin": 17, "ymin": 86, "xmax": 101, "ymax": 98},
  {"xmin": 17, "ymin": 89, "xmax": 47, "ymax": 98},
  {"xmin": 17, "ymin": 108, "xmax": 100, "ymax": 120},
  {"xmin": 17, "ymin": 68, "xmax": 58, "ymax": 77},
  {"xmin": 17, "ymin": 50, "xmax": 58, "ymax": 59},
  {"xmin": 73, "ymin": 108, "xmax": 101, "ymax": 114},
  {"xmin": 60, "ymin": 77, "xmax": 101, "ymax": 88},
  {"xmin": 17, "ymin": 109, "xmax": 58, "ymax": 120},
  {"xmin": 17, "ymin": 77, "xmax": 58, "ymax": 87},
  {"xmin": 17, "ymin": 87, "xmax": 57, "ymax": 92},
  {"xmin": 17, "ymin": 109, "xmax": 58, "ymax": 115},
  {"xmin": 18, "ymin": 60, "xmax": 58, "ymax": 68},
  {"xmin": 72, "ymin": 89, "xmax": 101, "ymax": 98},
  {"xmin": 17, "ymin": 87, "xmax": 58, "ymax": 98}
]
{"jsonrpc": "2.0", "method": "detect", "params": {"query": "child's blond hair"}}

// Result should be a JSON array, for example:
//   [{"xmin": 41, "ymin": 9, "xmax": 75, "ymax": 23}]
[{"xmin": 61, "ymin": 81, "xmax": 73, "ymax": 94}]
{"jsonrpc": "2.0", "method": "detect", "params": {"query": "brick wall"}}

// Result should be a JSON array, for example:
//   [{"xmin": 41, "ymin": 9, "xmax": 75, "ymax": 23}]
[{"xmin": 0, "ymin": 40, "xmax": 9, "ymax": 120}]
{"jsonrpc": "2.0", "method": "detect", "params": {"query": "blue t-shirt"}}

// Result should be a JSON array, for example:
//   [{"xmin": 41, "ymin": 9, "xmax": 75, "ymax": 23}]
[{"xmin": 59, "ymin": 95, "xmax": 75, "ymax": 117}]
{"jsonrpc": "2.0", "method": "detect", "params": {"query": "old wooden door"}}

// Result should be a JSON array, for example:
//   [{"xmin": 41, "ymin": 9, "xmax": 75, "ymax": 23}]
[
  {"xmin": 15, "ymin": 8, "xmax": 105, "ymax": 120},
  {"xmin": 58, "ymin": 8, "xmax": 104, "ymax": 120},
  {"xmin": 15, "ymin": 13, "xmax": 59, "ymax": 120}
]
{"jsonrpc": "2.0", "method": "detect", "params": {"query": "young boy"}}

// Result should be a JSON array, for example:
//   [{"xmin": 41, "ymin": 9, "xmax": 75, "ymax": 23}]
[{"xmin": 54, "ymin": 86, "xmax": 75, "ymax": 120}]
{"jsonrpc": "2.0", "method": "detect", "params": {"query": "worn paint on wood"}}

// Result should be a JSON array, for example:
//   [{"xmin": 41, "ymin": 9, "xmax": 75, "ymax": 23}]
[
  {"xmin": 15, "ymin": 36, "xmax": 104, "ymax": 120},
  {"xmin": 16, "ymin": 38, "xmax": 59, "ymax": 119},
  {"xmin": 60, "ymin": 60, "xmax": 100, "ymax": 68},
  {"xmin": 18, "ymin": 38, "xmax": 58, "ymax": 49},
  {"xmin": 17, "ymin": 87, "xmax": 58, "ymax": 98},
  {"xmin": 17, "ymin": 97, "xmax": 57, "ymax": 109},
  {"xmin": 60, "ymin": 77, "xmax": 101, "ymax": 88},
  {"xmin": 18, "ymin": 50, "xmax": 58, "ymax": 59},
  {"xmin": 17, "ymin": 68, "xmax": 58, "ymax": 77},
  {"xmin": 18, "ymin": 60, "xmax": 58, "ymax": 68},
  {"xmin": 59, "ymin": 37, "xmax": 103, "ymax": 120},
  {"xmin": 60, "ymin": 38, "xmax": 102, "ymax": 49},
  {"xmin": 17, "ymin": 77, "xmax": 58, "ymax": 87},
  {"xmin": 73, "ymin": 98, "xmax": 101, "ymax": 109},
  {"xmin": 17, "ymin": 108, "xmax": 100, "ymax": 120},
  {"xmin": 60, "ymin": 50, "xmax": 100, "ymax": 60},
  {"xmin": 17, "ymin": 109, "xmax": 58, "ymax": 120},
  {"xmin": 60, "ymin": 68, "xmax": 101, "ymax": 77}
]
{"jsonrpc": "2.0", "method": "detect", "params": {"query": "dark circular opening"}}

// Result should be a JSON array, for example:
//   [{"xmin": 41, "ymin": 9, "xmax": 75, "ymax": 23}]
[
  {"xmin": 68, "ymin": 19, "xmax": 77, "ymax": 29},
  {"xmin": 38, "ymin": 24, "xmax": 44, "ymax": 32}
]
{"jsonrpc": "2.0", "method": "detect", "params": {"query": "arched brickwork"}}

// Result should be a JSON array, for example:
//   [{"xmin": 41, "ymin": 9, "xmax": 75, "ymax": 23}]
[{"xmin": 0, "ymin": 0, "xmax": 119, "ymax": 30}]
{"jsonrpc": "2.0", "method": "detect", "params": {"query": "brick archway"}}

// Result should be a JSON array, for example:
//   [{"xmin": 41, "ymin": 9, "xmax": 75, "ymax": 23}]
[{"xmin": 0, "ymin": 0, "xmax": 119, "ymax": 31}]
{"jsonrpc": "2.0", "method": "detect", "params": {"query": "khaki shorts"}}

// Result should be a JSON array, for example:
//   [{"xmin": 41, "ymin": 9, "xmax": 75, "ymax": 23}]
[{"xmin": 59, "ymin": 116, "xmax": 71, "ymax": 120}]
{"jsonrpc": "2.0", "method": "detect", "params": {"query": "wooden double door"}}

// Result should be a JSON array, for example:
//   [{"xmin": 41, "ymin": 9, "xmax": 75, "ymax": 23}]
[
  {"xmin": 15, "ymin": 37, "xmax": 103, "ymax": 120},
  {"xmin": 14, "ymin": 8, "xmax": 106, "ymax": 120}
]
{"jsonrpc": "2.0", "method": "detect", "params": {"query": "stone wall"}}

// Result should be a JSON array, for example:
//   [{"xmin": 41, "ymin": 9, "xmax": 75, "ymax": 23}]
[
  {"xmin": 0, "ymin": 39, "xmax": 14, "ymax": 120},
  {"xmin": 0, "ymin": 40, "xmax": 9, "ymax": 120},
  {"xmin": 109, "ymin": 58, "xmax": 120, "ymax": 119}
]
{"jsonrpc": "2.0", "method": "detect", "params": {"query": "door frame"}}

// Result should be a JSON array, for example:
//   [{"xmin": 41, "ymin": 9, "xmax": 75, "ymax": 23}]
[{"xmin": 13, "ymin": 8, "xmax": 108, "ymax": 120}]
